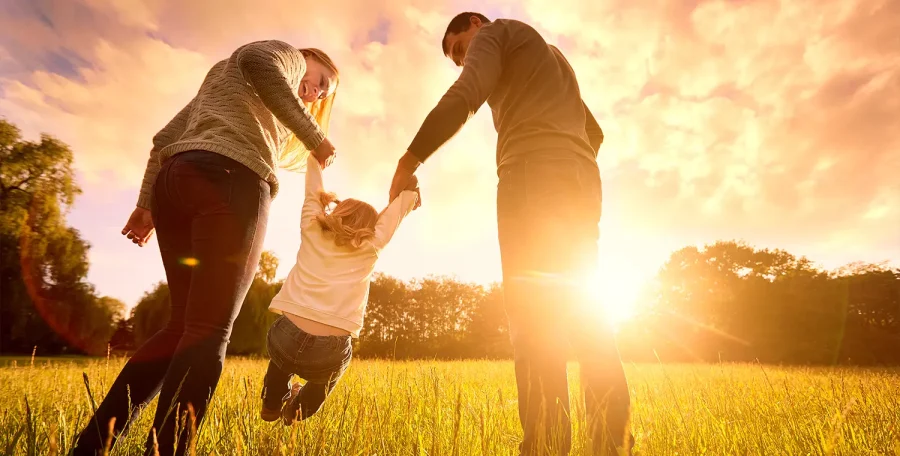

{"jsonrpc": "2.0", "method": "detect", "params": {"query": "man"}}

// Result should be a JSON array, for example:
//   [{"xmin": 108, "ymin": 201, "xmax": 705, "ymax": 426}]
[{"xmin": 388, "ymin": 12, "xmax": 632, "ymax": 455}]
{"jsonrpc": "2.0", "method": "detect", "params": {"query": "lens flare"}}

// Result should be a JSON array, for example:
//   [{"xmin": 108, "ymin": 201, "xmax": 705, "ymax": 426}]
[{"xmin": 180, "ymin": 257, "xmax": 199, "ymax": 266}]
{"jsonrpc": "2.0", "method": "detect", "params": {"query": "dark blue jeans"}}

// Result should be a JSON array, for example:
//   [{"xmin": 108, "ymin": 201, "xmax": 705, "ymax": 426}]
[
  {"xmin": 261, "ymin": 316, "xmax": 352, "ymax": 420},
  {"xmin": 73, "ymin": 151, "xmax": 270, "ymax": 456},
  {"xmin": 497, "ymin": 156, "xmax": 631, "ymax": 455},
  {"xmin": 262, "ymin": 316, "xmax": 353, "ymax": 420}
]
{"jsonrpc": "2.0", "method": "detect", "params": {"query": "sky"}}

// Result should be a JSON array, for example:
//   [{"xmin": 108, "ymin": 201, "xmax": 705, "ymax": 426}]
[{"xmin": 1, "ymin": 0, "xmax": 898, "ymax": 314}]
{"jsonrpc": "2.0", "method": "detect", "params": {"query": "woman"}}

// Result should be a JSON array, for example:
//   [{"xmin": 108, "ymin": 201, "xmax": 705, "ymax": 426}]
[{"xmin": 73, "ymin": 41, "xmax": 340, "ymax": 456}]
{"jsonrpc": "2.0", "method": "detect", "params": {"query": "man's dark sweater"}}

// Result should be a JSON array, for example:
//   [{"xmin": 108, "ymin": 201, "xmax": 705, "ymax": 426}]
[{"xmin": 407, "ymin": 19, "xmax": 603, "ymax": 169}]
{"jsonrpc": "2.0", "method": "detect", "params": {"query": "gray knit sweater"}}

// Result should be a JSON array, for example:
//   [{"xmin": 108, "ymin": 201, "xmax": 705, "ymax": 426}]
[{"xmin": 137, "ymin": 40, "xmax": 325, "ymax": 209}]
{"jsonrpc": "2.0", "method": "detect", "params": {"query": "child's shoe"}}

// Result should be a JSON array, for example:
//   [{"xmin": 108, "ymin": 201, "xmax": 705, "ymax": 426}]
[
  {"xmin": 281, "ymin": 382, "xmax": 303, "ymax": 425},
  {"xmin": 260, "ymin": 406, "xmax": 282, "ymax": 422}
]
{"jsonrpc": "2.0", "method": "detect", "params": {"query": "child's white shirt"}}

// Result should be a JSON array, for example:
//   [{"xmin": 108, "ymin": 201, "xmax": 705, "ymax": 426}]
[{"xmin": 268, "ymin": 155, "xmax": 418, "ymax": 337}]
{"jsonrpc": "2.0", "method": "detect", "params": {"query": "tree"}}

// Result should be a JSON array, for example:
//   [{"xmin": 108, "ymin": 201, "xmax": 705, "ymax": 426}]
[
  {"xmin": 356, "ymin": 273, "xmax": 412, "ymax": 357},
  {"xmin": 109, "ymin": 317, "xmax": 135, "ymax": 352},
  {"xmin": 833, "ymin": 262, "xmax": 900, "ymax": 364},
  {"xmin": 230, "ymin": 250, "xmax": 282, "ymax": 354},
  {"xmin": 462, "ymin": 283, "xmax": 511, "ymax": 358},
  {"xmin": 256, "ymin": 250, "xmax": 279, "ymax": 283},
  {"xmin": 1, "ymin": 118, "xmax": 117, "ymax": 355},
  {"xmin": 357, "ymin": 275, "xmax": 509, "ymax": 359},
  {"xmin": 838, "ymin": 262, "xmax": 900, "ymax": 333},
  {"xmin": 640, "ymin": 241, "xmax": 895, "ymax": 364},
  {"xmin": 130, "ymin": 282, "xmax": 171, "ymax": 346}
]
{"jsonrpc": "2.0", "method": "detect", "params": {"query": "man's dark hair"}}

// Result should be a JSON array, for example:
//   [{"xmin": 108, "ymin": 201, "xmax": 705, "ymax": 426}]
[{"xmin": 442, "ymin": 12, "xmax": 491, "ymax": 55}]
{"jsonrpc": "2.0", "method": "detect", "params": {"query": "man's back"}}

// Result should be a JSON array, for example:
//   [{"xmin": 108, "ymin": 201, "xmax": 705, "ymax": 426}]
[
  {"xmin": 475, "ymin": 19, "xmax": 596, "ymax": 168},
  {"xmin": 405, "ymin": 18, "xmax": 600, "ymax": 170}
]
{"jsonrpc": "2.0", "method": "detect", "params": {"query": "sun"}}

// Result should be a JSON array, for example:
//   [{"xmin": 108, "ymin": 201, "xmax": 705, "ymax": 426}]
[{"xmin": 580, "ymin": 268, "xmax": 643, "ymax": 326}]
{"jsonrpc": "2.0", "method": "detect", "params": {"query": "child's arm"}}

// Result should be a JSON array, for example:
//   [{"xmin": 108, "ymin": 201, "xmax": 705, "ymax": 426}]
[
  {"xmin": 300, "ymin": 154, "xmax": 325, "ymax": 228},
  {"xmin": 372, "ymin": 179, "xmax": 420, "ymax": 250}
]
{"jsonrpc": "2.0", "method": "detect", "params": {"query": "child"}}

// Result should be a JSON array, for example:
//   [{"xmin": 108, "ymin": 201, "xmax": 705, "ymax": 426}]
[{"xmin": 260, "ymin": 154, "xmax": 419, "ymax": 424}]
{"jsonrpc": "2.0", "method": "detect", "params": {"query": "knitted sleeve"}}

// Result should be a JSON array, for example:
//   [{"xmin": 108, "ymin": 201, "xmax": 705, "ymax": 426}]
[
  {"xmin": 236, "ymin": 40, "xmax": 326, "ymax": 151},
  {"xmin": 136, "ymin": 98, "xmax": 193, "ymax": 209}
]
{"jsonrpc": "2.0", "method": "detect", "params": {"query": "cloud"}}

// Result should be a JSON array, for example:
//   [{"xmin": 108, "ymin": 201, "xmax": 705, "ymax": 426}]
[
  {"xmin": 1, "ymin": 0, "xmax": 897, "ymax": 305},
  {"xmin": 512, "ymin": 0, "xmax": 899, "ymax": 260}
]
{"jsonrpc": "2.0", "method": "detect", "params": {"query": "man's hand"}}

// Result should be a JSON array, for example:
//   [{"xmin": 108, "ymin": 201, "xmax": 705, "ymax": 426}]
[
  {"xmin": 122, "ymin": 207, "xmax": 155, "ymax": 247},
  {"xmin": 312, "ymin": 136, "xmax": 336, "ymax": 169},
  {"xmin": 389, "ymin": 151, "xmax": 422, "ymax": 203}
]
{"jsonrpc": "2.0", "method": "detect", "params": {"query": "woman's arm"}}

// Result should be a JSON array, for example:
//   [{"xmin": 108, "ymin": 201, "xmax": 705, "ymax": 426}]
[
  {"xmin": 136, "ymin": 98, "xmax": 194, "ymax": 209},
  {"xmin": 236, "ymin": 40, "xmax": 326, "ymax": 151},
  {"xmin": 300, "ymin": 154, "xmax": 326, "ymax": 228}
]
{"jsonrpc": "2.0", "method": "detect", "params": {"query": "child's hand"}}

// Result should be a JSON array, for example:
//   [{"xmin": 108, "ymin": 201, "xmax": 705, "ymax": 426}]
[
  {"xmin": 405, "ymin": 175, "xmax": 422, "ymax": 210},
  {"xmin": 404, "ymin": 175, "xmax": 419, "ymax": 192},
  {"xmin": 312, "ymin": 137, "xmax": 336, "ymax": 169},
  {"xmin": 412, "ymin": 187, "xmax": 422, "ymax": 210}
]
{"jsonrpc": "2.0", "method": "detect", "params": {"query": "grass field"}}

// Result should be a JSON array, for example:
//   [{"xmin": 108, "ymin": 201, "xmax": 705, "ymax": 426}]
[{"xmin": 1, "ymin": 357, "xmax": 898, "ymax": 455}]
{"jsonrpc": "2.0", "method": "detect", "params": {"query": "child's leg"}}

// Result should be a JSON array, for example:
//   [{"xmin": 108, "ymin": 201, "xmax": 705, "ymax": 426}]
[
  {"xmin": 282, "ymin": 339, "xmax": 352, "ymax": 423},
  {"xmin": 288, "ymin": 374, "xmax": 342, "ymax": 421},
  {"xmin": 261, "ymin": 317, "xmax": 302, "ymax": 421},
  {"xmin": 261, "ymin": 360, "xmax": 293, "ymax": 412}
]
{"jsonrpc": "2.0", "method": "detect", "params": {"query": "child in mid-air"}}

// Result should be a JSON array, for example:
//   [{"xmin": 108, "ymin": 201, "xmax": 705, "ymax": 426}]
[{"xmin": 260, "ymin": 153, "xmax": 420, "ymax": 424}]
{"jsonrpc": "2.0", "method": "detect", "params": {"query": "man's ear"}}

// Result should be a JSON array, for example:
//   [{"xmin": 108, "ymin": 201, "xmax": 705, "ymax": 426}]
[{"xmin": 470, "ymin": 15, "xmax": 482, "ymax": 28}]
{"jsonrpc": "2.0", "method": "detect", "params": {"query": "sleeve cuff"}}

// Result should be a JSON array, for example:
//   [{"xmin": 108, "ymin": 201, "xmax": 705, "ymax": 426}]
[
  {"xmin": 407, "ymin": 147, "xmax": 430, "ymax": 164},
  {"xmin": 300, "ymin": 128, "xmax": 326, "ymax": 151},
  {"xmin": 136, "ymin": 193, "xmax": 152, "ymax": 210},
  {"xmin": 398, "ymin": 190, "xmax": 419, "ymax": 215}
]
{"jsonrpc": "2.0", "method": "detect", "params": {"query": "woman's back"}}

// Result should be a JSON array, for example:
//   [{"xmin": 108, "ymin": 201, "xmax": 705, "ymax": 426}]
[{"xmin": 137, "ymin": 40, "xmax": 329, "ymax": 208}]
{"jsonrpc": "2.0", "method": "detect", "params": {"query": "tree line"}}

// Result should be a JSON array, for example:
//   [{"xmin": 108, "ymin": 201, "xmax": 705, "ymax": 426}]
[
  {"xmin": 2, "ymin": 119, "xmax": 899, "ymax": 364},
  {"xmin": 113, "ymin": 258, "xmax": 512, "ymax": 360},
  {"xmin": 111, "ymin": 245, "xmax": 900, "ymax": 365},
  {"xmin": 618, "ymin": 244, "xmax": 900, "ymax": 365}
]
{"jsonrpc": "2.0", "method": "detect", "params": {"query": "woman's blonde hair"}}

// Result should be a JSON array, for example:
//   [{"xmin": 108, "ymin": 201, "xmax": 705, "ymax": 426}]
[
  {"xmin": 278, "ymin": 48, "xmax": 340, "ymax": 171},
  {"xmin": 316, "ymin": 192, "xmax": 378, "ymax": 248}
]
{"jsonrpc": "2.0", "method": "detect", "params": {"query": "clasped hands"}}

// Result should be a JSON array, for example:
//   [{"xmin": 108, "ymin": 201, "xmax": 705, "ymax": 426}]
[
  {"xmin": 387, "ymin": 152, "xmax": 422, "ymax": 210},
  {"xmin": 314, "ymin": 144, "xmax": 421, "ymax": 210}
]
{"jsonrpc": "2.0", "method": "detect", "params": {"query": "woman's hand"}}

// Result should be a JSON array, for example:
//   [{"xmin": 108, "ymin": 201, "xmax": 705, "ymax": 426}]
[
  {"xmin": 122, "ymin": 207, "xmax": 155, "ymax": 247},
  {"xmin": 312, "ymin": 137, "xmax": 336, "ymax": 169}
]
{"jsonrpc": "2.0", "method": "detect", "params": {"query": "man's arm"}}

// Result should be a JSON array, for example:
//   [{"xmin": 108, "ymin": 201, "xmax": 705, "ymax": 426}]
[
  {"xmin": 547, "ymin": 44, "xmax": 603, "ymax": 154},
  {"xmin": 583, "ymin": 101, "xmax": 604, "ymax": 154},
  {"xmin": 389, "ymin": 26, "xmax": 505, "ymax": 202},
  {"xmin": 236, "ymin": 41, "xmax": 326, "ymax": 151},
  {"xmin": 406, "ymin": 27, "xmax": 505, "ymax": 163}
]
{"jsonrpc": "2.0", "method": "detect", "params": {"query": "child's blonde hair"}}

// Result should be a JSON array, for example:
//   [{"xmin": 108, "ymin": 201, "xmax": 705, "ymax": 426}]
[{"xmin": 316, "ymin": 192, "xmax": 378, "ymax": 248}]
